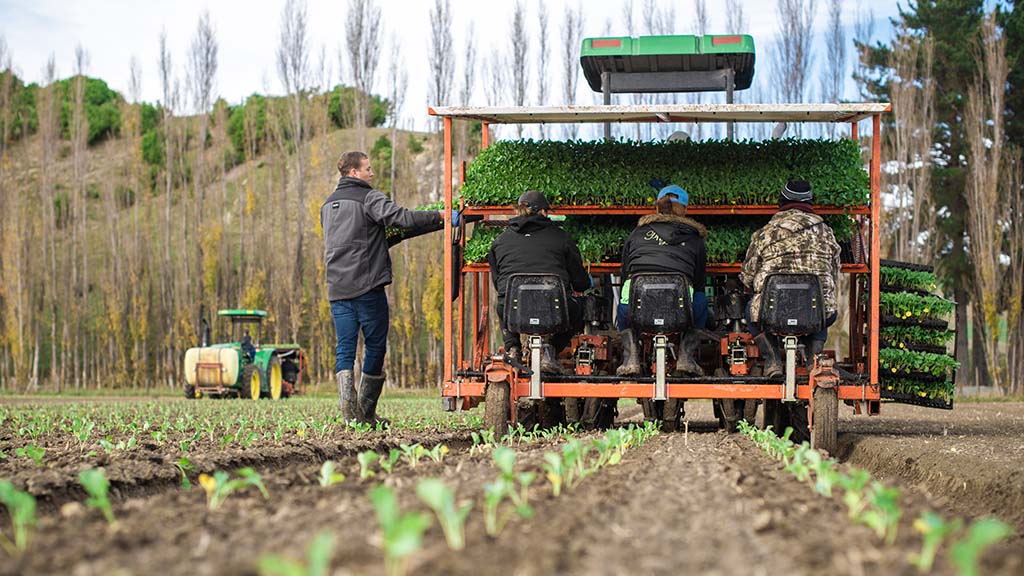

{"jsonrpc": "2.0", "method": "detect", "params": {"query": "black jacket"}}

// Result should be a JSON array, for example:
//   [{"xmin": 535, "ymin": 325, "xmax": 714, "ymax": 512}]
[
  {"xmin": 620, "ymin": 214, "xmax": 708, "ymax": 291},
  {"xmin": 320, "ymin": 177, "xmax": 442, "ymax": 300},
  {"xmin": 487, "ymin": 214, "xmax": 590, "ymax": 297}
]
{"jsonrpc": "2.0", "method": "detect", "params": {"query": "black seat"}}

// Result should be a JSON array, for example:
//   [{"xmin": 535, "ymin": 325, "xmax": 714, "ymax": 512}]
[
  {"xmin": 760, "ymin": 274, "xmax": 825, "ymax": 336},
  {"xmin": 504, "ymin": 274, "xmax": 570, "ymax": 335},
  {"xmin": 628, "ymin": 273, "xmax": 692, "ymax": 335}
]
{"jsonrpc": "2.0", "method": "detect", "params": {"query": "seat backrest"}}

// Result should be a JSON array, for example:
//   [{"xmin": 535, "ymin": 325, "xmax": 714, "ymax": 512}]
[
  {"xmin": 504, "ymin": 274, "xmax": 570, "ymax": 335},
  {"xmin": 760, "ymin": 274, "xmax": 825, "ymax": 335},
  {"xmin": 628, "ymin": 273, "xmax": 692, "ymax": 335}
]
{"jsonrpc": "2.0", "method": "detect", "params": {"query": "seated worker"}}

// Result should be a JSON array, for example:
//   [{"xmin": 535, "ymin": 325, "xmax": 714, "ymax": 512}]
[
  {"xmin": 241, "ymin": 329, "xmax": 256, "ymax": 362},
  {"xmin": 740, "ymin": 179, "xmax": 841, "ymax": 377},
  {"xmin": 487, "ymin": 190, "xmax": 590, "ymax": 374},
  {"xmin": 616, "ymin": 185, "xmax": 708, "ymax": 377}
]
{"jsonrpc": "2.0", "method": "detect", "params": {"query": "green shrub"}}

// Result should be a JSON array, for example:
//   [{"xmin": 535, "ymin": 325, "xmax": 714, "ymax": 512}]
[
  {"xmin": 0, "ymin": 71, "xmax": 39, "ymax": 141},
  {"xmin": 139, "ymin": 102, "xmax": 161, "ymax": 133},
  {"xmin": 461, "ymin": 138, "xmax": 869, "ymax": 207},
  {"xmin": 327, "ymin": 85, "xmax": 389, "ymax": 129},
  {"xmin": 141, "ymin": 129, "xmax": 164, "ymax": 166},
  {"xmin": 228, "ymin": 93, "xmax": 268, "ymax": 162},
  {"xmin": 56, "ymin": 75, "xmax": 123, "ymax": 145},
  {"xmin": 408, "ymin": 133, "xmax": 425, "ymax": 154}
]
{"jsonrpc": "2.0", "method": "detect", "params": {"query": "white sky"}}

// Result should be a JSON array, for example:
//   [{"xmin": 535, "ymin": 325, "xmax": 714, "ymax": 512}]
[{"xmin": 0, "ymin": 0, "xmax": 903, "ymax": 133}]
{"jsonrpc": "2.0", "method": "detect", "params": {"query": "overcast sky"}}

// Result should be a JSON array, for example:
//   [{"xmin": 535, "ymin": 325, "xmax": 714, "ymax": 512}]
[{"xmin": 0, "ymin": 0, "xmax": 903, "ymax": 132}]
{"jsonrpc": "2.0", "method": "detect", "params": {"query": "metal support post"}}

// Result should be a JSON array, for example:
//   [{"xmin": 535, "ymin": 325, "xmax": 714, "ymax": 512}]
[
  {"xmin": 528, "ymin": 335, "xmax": 543, "ymax": 399},
  {"xmin": 726, "ymin": 68, "xmax": 736, "ymax": 140},
  {"xmin": 783, "ymin": 336, "xmax": 798, "ymax": 402},
  {"xmin": 602, "ymin": 71, "xmax": 612, "ymax": 141},
  {"xmin": 654, "ymin": 335, "xmax": 668, "ymax": 401}
]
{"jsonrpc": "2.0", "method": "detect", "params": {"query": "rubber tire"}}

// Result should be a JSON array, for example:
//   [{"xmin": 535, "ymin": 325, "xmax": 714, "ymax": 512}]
[
  {"xmin": 242, "ymin": 364, "xmax": 263, "ymax": 400},
  {"xmin": 761, "ymin": 400, "xmax": 791, "ymax": 435},
  {"xmin": 641, "ymin": 399, "xmax": 660, "ymax": 423},
  {"xmin": 184, "ymin": 384, "xmax": 197, "ymax": 399},
  {"xmin": 484, "ymin": 381, "xmax": 511, "ymax": 438},
  {"xmin": 582, "ymin": 398, "xmax": 617, "ymax": 430},
  {"xmin": 564, "ymin": 397, "xmax": 585, "ymax": 424},
  {"xmin": 811, "ymin": 387, "xmax": 839, "ymax": 455},
  {"xmin": 661, "ymin": 399, "xmax": 684, "ymax": 432},
  {"xmin": 266, "ymin": 355, "xmax": 283, "ymax": 400}
]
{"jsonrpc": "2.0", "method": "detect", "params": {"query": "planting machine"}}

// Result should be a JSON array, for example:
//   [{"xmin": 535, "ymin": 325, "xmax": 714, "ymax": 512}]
[
  {"xmin": 429, "ymin": 34, "xmax": 957, "ymax": 454},
  {"xmin": 183, "ymin": 309, "xmax": 306, "ymax": 400}
]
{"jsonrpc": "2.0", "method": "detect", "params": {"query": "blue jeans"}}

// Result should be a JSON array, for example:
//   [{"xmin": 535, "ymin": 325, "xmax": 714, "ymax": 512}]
[
  {"xmin": 331, "ymin": 288, "xmax": 389, "ymax": 375},
  {"xmin": 616, "ymin": 291, "xmax": 708, "ymax": 331},
  {"xmin": 746, "ymin": 300, "xmax": 836, "ymax": 342}
]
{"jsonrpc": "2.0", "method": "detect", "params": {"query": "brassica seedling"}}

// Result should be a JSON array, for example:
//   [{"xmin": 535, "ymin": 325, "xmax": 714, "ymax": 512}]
[
  {"xmin": 415, "ymin": 478, "xmax": 473, "ymax": 550},
  {"xmin": 910, "ymin": 511, "xmax": 962, "ymax": 573},
  {"xmin": 258, "ymin": 531, "xmax": 335, "ymax": 576},
  {"xmin": 319, "ymin": 461, "xmax": 346, "ymax": 487},
  {"xmin": 174, "ymin": 457, "xmax": 194, "ymax": 490},
  {"xmin": 0, "ymin": 480, "xmax": 36, "ymax": 555},
  {"xmin": 79, "ymin": 468, "xmax": 116, "ymax": 524},
  {"xmin": 357, "ymin": 450, "xmax": 380, "ymax": 479},
  {"xmin": 949, "ymin": 518, "xmax": 1013, "ymax": 576},
  {"xmin": 368, "ymin": 484, "xmax": 431, "ymax": 576},
  {"xmin": 14, "ymin": 446, "xmax": 44, "ymax": 466},
  {"xmin": 199, "ymin": 467, "xmax": 269, "ymax": 511},
  {"xmin": 379, "ymin": 449, "xmax": 401, "ymax": 473}
]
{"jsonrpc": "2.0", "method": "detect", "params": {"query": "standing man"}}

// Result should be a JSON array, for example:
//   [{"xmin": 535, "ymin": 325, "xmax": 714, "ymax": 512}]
[
  {"xmin": 321, "ymin": 151, "xmax": 448, "ymax": 425},
  {"xmin": 740, "ymin": 180, "xmax": 841, "ymax": 377}
]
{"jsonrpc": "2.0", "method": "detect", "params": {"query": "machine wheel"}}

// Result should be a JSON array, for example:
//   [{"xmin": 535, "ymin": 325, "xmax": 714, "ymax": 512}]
[
  {"xmin": 484, "ymin": 381, "xmax": 511, "ymax": 438},
  {"xmin": 242, "ymin": 364, "xmax": 263, "ymax": 400},
  {"xmin": 184, "ymin": 384, "xmax": 197, "ymax": 399},
  {"xmin": 761, "ymin": 400, "xmax": 791, "ymax": 436},
  {"xmin": 582, "ymin": 398, "xmax": 617, "ymax": 430},
  {"xmin": 811, "ymin": 386, "xmax": 838, "ymax": 455},
  {"xmin": 640, "ymin": 399, "xmax": 659, "ymax": 423},
  {"xmin": 742, "ymin": 400, "xmax": 759, "ymax": 426},
  {"xmin": 661, "ymin": 398, "xmax": 684, "ymax": 432},
  {"xmin": 564, "ymin": 398, "xmax": 585, "ymax": 424},
  {"xmin": 267, "ymin": 355, "xmax": 283, "ymax": 400}
]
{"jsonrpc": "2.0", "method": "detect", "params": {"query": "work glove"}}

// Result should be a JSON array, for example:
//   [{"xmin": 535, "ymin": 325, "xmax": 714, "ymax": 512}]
[{"xmin": 451, "ymin": 209, "xmax": 460, "ymax": 227}]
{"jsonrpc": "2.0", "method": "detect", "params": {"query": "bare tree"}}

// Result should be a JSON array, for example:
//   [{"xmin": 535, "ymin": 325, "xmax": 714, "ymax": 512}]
[
  {"xmin": 345, "ymin": 0, "xmax": 382, "ymax": 150},
  {"xmin": 428, "ymin": 0, "xmax": 454, "ymax": 129},
  {"xmin": 820, "ymin": 0, "xmax": 847, "ymax": 139},
  {"xmin": 726, "ymin": 0, "xmax": 748, "ymax": 33},
  {"xmin": 510, "ymin": 0, "xmax": 529, "ymax": 138},
  {"xmin": 772, "ymin": 0, "xmax": 817, "ymax": 109},
  {"xmin": 885, "ymin": 30, "xmax": 935, "ymax": 264},
  {"xmin": 387, "ymin": 37, "xmax": 408, "ymax": 196},
  {"xmin": 964, "ymin": 13, "xmax": 1010, "ymax": 391},
  {"xmin": 536, "ymin": 0, "xmax": 549, "ymax": 138},
  {"xmin": 561, "ymin": 3, "xmax": 584, "ymax": 140},
  {"xmin": 457, "ymin": 29, "xmax": 476, "ymax": 166},
  {"xmin": 852, "ymin": 2, "xmax": 875, "ymax": 100},
  {"xmin": 1004, "ymin": 147, "xmax": 1024, "ymax": 394},
  {"xmin": 158, "ymin": 30, "xmax": 175, "ymax": 330}
]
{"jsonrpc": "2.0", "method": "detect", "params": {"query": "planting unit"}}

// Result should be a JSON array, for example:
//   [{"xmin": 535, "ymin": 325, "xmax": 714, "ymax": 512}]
[{"xmin": 428, "ymin": 34, "xmax": 955, "ymax": 453}]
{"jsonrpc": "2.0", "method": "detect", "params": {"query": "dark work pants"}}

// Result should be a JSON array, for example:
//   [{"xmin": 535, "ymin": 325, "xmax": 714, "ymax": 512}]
[{"xmin": 330, "ymin": 287, "xmax": 389, "ymax": 375}]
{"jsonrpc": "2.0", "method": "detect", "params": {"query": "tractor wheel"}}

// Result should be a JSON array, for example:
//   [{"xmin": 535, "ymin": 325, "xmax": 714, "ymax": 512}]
[
  {"xmin": 564, "ymin": 398, "xmax": 585, "ymax": 425},
  {"xmin": 267, "ymin": 355, "xmax": 283, "ymax": 400},
  {"xmin": 810, "ymin": 386, "xmax": 838, "ymax": 455},
  {"xmin": 184, "ymin": 384, "xmax": 197, "ymax": 399},
  {"xmin": 761, "ymin": 400, "xmax": 791, "ymax": 436},
  {"xmin": 640, "ymin": 399, "xmax": 660, "ymax": 423},
  {"xmin": 242, "ymin": 364, "xmax": 263, "ymax": 400},
  {"xmin": 484, "ymin": 381, "xmax": 511, "ymax": 438},
  {"xmin": 742, "ymin": 400, "xmax": 759, "ymax": 426}
]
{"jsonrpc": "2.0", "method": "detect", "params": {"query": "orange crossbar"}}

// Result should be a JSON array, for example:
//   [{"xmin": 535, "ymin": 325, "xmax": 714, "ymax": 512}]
[
  {"xmin": 440, "ymin": 380, "xmax": 879, "ymax": 401},
  {"xmin": 463, "ymin": 263, "xmax": 870, "ymax": 275},
  {"xmin": 462, "ymin": 205, "xmax": 870, "ymax": 216}
]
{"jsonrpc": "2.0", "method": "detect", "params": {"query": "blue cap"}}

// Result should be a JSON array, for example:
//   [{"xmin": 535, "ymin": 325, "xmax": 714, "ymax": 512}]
[{"xmin": 657, "ymin": 184, "xmax": 688, "ymax": 206}]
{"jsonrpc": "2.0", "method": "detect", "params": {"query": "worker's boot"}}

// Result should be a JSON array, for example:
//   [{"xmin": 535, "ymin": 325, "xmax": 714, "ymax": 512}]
[
  {"xmin": 505, "ymin": 346, "xmax": 531, "ymax": 375},
  {"xmin": 337, "ymin": 370, "xmax": 358, "ymax": 422},
  {"xmin": 805, "ymin": 339, "xmax": 825, "ymax": 368},
  {"xmin": 674, "ymin": 331, "xmax": 704, "ymax": 377},
  {"xmin": 540, "ymin": 343, "xmax": 563, "ymax": 375},
  {"xmin": 755, "ymin": 333, "xmax": 784, "ymax": 379},
  {"xmin": 616, "ymin": 329, "xmax": 642, "ymax": 376},
  {"xmin": 357, "ymin": 372, "xmax": 391, "ymax": 427}
]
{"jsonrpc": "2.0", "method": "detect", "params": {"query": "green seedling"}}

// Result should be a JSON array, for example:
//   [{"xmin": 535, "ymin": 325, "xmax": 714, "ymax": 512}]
[
  {"xmin": 358, "ymin": 450, "xmax": 380, "ymax": 479},
  {"xmin": 14, "ymin": 446, "xmax": 45, "ymax": 466},
  {"xmin": 399, "ymin": 444, "xmax": 425, "ymax": 469},
  {"xmin": 199, "ymin": 467, "xmax": 269, "ymax": 511},
  {"xmin": 378, "ymin": 449, "xmax": 401, "ymax": 473},
  {"xmin": 426, "ymin": 444, "xmax": 449, "ymax": 463},
  {"xmin": 415, "ymin": 478, "xmax": 473, "ymax": 551},
  {"xmin": 858, "ymin": 482, "xmax": 902, "ymax": 544},
  {"xmin": 347, "ymin": 420, "xmax": 373, "ymax": 433},
  {"xmin": 543, "ymin": 452, "xmax": 566, "ymax": 497},
  {"xmin": 174, "ymin": 457, "xmax": 194, "ymax": 490},
  {"xmin": 839, "ymin": 469, "xmax": 872, "ymax": 520},
  {"xmin": 910, "ymin": 511, "xmax": 963, "ymax": 573},
  {"xmin": 0, "ymin": 480, "xmax": 37, "ymax": 555},
  {"xmin": 318, "ymin": 461, "xmax": 346, "ymax": 487},
  {"xmin": 949, "ymin": 518, "xmax": 1013, "ymax": 576},
  {"xmin": 79, "ymin": 468, "xmax": 116, "ymax": 525},
  {"xmin": 368, "ymin": 484, "xmax": 432, "ymax": 576},
  {"xmin": 258, "ymin": 531, "xmax": 335, "ymax": 576}
]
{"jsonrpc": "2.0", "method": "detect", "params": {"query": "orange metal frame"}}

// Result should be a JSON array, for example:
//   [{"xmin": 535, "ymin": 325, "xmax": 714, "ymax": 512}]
[{"xmin": 438, "ymin": 114, "xmax": 884, "ymax": 408}]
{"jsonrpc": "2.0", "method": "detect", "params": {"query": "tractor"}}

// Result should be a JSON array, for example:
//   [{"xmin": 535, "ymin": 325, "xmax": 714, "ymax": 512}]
[{"xmin": 183, "ymin": 309, "xmax": 306, "ymax": 400}]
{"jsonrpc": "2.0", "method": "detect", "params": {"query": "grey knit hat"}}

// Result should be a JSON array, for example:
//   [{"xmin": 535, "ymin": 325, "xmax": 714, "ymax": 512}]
[{"xmin": 780, "ymin": 179, "xmax": 813, "ymax": 204}]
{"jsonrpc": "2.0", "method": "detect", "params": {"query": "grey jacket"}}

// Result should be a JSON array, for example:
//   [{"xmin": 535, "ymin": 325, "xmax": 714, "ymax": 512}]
[{"xmin": 320, "ymin": 177, "xmax": 443, "ymax": 301}]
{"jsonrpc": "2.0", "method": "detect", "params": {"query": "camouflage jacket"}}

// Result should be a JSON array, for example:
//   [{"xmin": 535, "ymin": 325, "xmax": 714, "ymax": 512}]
[{"xmin": 739, "ymin": 208, "xmax": 841, "ymax": 321}]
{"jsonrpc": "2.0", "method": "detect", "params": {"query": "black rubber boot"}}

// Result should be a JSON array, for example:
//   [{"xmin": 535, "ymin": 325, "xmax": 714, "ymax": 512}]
[
  {"xmin": 540, "ymin": 343, "xmax": 563, "ymax": 374},
  {"xmin": 337, "ymin": 370, "xmax": 358, "ymax": 422},
  {"xmin": 755, "ymin": 334, "xmax": 784, "ymax": 379},
  {"xmin": 674, "ymin": 331, "xmax": 704, "ymax": 377},
  {"xmin": 616, "ymin": 329, "xmax": 642, "ymax": 376},
  {"xmin": 357, "ymin": 372, "xmax": 391, "ymax": 427},
  {"xmin": 805, "ymin": 339, "xmax": 825, "ymax": 368},
  {"xmin": 505, "ymin": 346, "xmax": 531, "ymax": 375}
]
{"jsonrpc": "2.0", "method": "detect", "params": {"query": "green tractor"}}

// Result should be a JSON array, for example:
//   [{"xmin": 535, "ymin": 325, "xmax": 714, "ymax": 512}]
[{"xmin": 183, "ymin": 309, "xmax": 306, "ymax": 400}]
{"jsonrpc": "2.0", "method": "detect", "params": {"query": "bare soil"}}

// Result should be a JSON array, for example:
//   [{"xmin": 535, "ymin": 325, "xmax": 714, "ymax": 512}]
[{"xmin": 1, "ymin": 399, "xmax": 1022, "ymax": 575}]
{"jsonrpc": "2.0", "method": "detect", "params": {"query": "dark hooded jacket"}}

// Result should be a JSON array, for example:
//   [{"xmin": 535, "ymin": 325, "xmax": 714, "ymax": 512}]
[
  {"xmin": 620, "ymin": 213, "xmax": 708, "ymax": 291},
  {"xmin": 487, "ymin": 214, "xmax": 590, "ymax": 297},
  {"xmin": 320, "ymin": 176, "xmax": 442, "ymax": 301}
]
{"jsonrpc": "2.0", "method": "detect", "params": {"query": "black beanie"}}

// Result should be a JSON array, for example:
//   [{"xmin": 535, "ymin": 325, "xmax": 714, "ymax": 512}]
[{"xmin": 780, "ymin": 179, "xmax": 813, "ymax": 205}]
